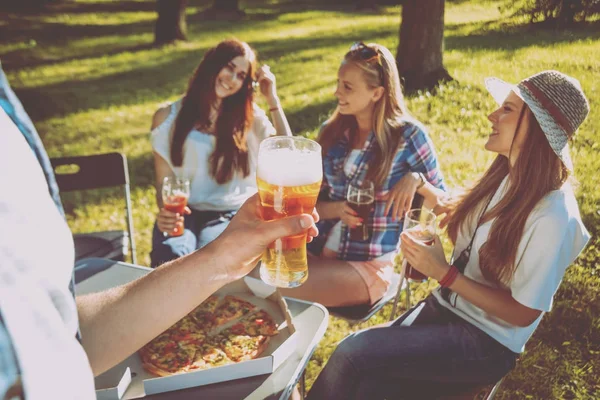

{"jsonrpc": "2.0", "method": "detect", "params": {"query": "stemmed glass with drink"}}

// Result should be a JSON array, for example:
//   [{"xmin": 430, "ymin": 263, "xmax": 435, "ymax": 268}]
[
  {"xmin": 162, "ymin": 176, "xmax": 190, "ymax": 237},
  {"xmin": 402, "ymin": 208, "xmax": 437, "ymax": 281},
  {"xmin": 346, "ymin": 180, "xmax": 375, "ymax": 241},
  {"xmin": 256, "ymin": 136, "xmax": 323, "ymax": 288}
]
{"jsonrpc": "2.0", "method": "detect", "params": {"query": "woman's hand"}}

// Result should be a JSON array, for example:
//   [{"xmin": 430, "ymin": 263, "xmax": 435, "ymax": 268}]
[
  {"xmin": 400, "ymin": 232, "xmax": 450, "ymax": 281},
  {"xmin": 256, "ymin": 65, "xmax": 279, "ymax": 107},
  {"xmin": 384, "ymin": 172, "xmax": 421, "ymax": 221},
  {"xmin": 316, "ymin": 201, "xmax": 362, "ymax": 227},
  {"xmin": 157, "ymin": 206, "xmax": 191, "ymax": 236},
  {"xmin": 339, "ymin": 202, "xmax": 363, "ymax": 228}
]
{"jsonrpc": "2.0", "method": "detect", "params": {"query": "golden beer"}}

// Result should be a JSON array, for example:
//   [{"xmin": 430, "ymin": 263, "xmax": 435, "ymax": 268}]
[{"xmin": 256, "ymin": 137, "xmax": 322, "ymax": 288}]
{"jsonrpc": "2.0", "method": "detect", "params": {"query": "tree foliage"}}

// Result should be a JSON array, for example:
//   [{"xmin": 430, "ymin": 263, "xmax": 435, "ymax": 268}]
[{"xmin": 502, "ymin": 0, "xmax": 600, "ymax": 27}]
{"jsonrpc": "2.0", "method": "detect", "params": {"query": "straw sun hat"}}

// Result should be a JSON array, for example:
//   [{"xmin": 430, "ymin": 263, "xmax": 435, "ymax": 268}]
[{"xmin": 485, "ymin": 70, "xmax": 590, "ymax": 170}]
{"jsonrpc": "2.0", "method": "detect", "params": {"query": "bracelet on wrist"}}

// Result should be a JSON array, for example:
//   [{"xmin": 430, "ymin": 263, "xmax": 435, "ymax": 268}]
[
  {"xmin": 439, "ymin": 265, "xmax": 460, "ymax": 287},
  {"xmin": 269, "ymin": 105, "xmax": 281, "ymax": 112}
]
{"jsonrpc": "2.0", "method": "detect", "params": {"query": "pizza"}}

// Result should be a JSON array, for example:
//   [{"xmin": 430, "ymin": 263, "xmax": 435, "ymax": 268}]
[
  {"xmin": 212, "ymin": 295, "xmax": 257, "ymax": 326},
  {"xmin": 189, "ymin": 294, "xmax": 221, "ymax": 330},
  {"xmin": 216, "ymin": 332, "xmax": 270, "ymax": 362},
  {"xmin": 230, "ymin": 310, "xmax": 279, "ymax": 336},
  {"xmin": 139, "ymin": 294, "xmax": 280, "ymax": 377},
  {"xmin": 192, "ymin": 340, "xmax": 234, "ymax": 370}
]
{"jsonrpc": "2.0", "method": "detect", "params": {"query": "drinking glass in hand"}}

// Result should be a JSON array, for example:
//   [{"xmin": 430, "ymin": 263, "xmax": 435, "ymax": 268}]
[
  {"xmin": 346, "ymin": 180, "xmax": 375, "ymax": 241},
  {"xmin": 162, "ymin": 176, "xmax": 190, "ymax": 237},
  {"xmin": 402, "ymin": 208, "xmax": 436, "ymax": 281},
  {"xmin": 256, "ymin": 136, "xmax": 323, "ymax": 288}
]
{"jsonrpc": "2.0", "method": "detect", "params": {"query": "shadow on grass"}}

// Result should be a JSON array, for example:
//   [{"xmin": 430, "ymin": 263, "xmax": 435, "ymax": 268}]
[
  {"xmin": 286, "ymin": 98, "xmax": 337, "ymax": 134},
  {"xmin": 1, "ymin": 43, "xmax": 158, "ymax": 70},
  {"xmin": 444, "ymin": 18, "xmax": 600, "ymax": 52},
  {"xmin": 12, "ymin": 30, "xmax": 371, "ymax": 122},
  {"xmin": 0, "ymin": 0, "xmax": 385, "ymax": 69},
  {"xmin": 0, "ymin": 0, "xmax": 158, "ymax": 14}
]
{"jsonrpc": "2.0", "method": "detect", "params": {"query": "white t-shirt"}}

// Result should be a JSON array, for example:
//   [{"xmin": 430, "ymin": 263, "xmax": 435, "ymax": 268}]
[
  {"xmin": 433, "ymin": 176, "xmax": 590, "ymax": 353},
  {"xmin": 0, "ymin": 109, "xmax": 95, "ymax": 398},
  {"xmin": 151, "ymin": 100, "xmax": 276, "ymax": 211}
]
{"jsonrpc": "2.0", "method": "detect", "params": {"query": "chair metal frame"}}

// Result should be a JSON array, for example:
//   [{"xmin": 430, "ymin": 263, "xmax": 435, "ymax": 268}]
[
  {"xmin": 327, "ymin": 272, "xmax": 405, "ymax": 324},
  {"xmin": 50, "ymin": 152, "xmax": 137, "ymax": 264}
]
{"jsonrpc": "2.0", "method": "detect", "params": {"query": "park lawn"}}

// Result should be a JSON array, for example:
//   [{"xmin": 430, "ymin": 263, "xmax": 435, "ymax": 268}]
[{"xmin": 1, "ymin": 0, "xmax": 598, "ymax": 398}]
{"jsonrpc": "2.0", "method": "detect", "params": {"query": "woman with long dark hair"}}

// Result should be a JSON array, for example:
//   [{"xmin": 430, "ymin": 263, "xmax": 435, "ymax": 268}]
[
  {"xmin": 307, "ymin": 70, "xmax": 591, "ymax": 399},
  {"xmin": 150, "ymin": 39, "xmax": 292, "ymax": 267},
  {"xmin": 279, "ymin": 42, "xmax": 445, "ymax": 307}
]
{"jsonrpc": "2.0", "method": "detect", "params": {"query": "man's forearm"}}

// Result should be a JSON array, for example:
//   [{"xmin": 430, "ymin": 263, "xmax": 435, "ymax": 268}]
[{"xmin": 77, "ymin": 246, "xmax": 230, "ymax": 376}]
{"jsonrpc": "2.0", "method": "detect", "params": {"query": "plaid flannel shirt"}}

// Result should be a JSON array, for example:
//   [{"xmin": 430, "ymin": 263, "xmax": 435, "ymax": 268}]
[{"xmin": 308, "ymin": 118, "xmax": 446, "ymax": 261}]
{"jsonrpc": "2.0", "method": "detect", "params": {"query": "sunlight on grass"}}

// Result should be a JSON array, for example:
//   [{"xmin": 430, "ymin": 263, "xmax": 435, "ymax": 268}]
[
  {"xmin": 2, "ymin": 0, "xmax": 599, "ymax": 398},
  {"xmin": 36, "ymin": 12, "xmax": 156, "ymax": 25}
]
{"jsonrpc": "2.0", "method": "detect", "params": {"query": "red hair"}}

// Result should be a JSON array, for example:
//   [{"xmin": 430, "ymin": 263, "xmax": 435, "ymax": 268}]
[{"xmin": 170, "ymin": 39, "xmax": 257, "ymax": 183}]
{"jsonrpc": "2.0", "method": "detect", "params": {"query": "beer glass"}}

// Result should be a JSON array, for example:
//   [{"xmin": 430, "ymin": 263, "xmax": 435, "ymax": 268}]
[
  {"xmin": 346, "ymin": 180, "xmax": 374, "ymax": 241},
  {"xmin": 256, "ymin": 136, "xmax": 322, "ymax": 288},
  {"xmin": 402, "ymin": 208, "xmax": 436, "ymax": 281},
  {"xmin": 162, "ymin": 176, "xmax": 190, "ymax": 237}
]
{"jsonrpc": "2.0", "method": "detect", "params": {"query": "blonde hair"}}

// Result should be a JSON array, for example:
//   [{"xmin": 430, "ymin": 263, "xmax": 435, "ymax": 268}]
[{"xmin": 319, "ymin": 43, "xmax": 409, "ymax": 187}]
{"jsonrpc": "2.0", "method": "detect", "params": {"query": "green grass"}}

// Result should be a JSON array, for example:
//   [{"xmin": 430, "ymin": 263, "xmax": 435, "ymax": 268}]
[{"xmin": 2, "ymin": 0, "xmax": 599, "ymax": 398}]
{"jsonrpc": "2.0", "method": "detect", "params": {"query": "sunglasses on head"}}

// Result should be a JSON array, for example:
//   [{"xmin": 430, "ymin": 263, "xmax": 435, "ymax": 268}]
[
  {"xmin": 350, "ymin": 42, "xmax": 381, "ymax": 64},
  {"xmin": 349, "ymin": 42, "xmax": 384, "ymax": 85}
]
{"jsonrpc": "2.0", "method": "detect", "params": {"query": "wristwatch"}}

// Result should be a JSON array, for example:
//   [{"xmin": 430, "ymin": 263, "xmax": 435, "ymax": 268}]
[{"xmin": 415, "ymin": 172, "xmax": 427, "ymax": 189}]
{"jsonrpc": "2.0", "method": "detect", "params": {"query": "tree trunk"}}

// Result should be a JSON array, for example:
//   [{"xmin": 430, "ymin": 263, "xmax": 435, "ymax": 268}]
[
  {"xmin": 396, "ymin": 0, "xmax": 452, "ymax": 92},
  {"xmin": 154, "ymin": 0, "xmax": 188, "ymax": 45},
  {"xmin": 556, "ymin": 0, "xmax": 578, "ymax": 27}
]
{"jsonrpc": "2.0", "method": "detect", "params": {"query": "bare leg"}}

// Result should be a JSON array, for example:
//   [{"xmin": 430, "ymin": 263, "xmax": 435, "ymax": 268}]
[{"xmin": 278, "ymin": 255, "xmax": 370, "ymax": 307}]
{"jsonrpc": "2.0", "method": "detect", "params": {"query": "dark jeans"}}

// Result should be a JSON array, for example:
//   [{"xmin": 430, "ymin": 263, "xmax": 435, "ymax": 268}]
[
  {"xmin": 307, "ymin": 296, "xmax": 518, "ymax": 400},
  {"xmin": 150, "ymin": 209, "xmax": 236, "ymax": 268}
]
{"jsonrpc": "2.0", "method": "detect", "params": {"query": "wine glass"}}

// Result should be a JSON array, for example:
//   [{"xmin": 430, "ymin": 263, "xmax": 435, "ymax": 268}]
[
  {"xmin": 162, "ymin": 176, "xmax": 190, "ymax": 237},
  {"xmin": 346, "ymin": 180, "xmax": 375, "ymax": 241},
  {"xmin": 402, "ymin": 208, "xmax": 436, "ymax": 281}
]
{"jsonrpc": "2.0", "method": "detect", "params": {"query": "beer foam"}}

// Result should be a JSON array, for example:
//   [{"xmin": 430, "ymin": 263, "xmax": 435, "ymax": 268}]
[{"xmin": 257, "ymin": 147, "xmax": 322, "ymax": 186}]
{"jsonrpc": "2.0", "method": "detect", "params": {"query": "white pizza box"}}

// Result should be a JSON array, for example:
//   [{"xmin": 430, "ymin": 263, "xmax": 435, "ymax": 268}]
[{"xmin": 76, "ymin": 262, "xmax": 298, "ymax": 399}]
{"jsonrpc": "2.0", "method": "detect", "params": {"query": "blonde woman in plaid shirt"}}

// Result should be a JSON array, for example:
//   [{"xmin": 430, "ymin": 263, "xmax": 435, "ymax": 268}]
[{"xmin": 280, "ymin": 42, "xmax": 445, "ymax": 307}]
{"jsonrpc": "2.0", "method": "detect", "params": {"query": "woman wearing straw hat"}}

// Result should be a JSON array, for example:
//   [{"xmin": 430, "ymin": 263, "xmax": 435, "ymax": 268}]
[{"xmin": 306, "ymin": 70, "xmax": 591, "ymax": 399}]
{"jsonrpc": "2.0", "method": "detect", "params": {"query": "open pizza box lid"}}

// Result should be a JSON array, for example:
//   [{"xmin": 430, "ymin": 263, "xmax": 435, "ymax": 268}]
[{"xmin": 76, "ymin": 263, "xmax": 297, "ymax": 399}]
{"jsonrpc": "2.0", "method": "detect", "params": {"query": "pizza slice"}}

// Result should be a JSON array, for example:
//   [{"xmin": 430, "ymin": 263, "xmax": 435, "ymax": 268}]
[
  {"xmin": 189, "ymin": 294, "xmax": 221, "ymax": 330},
  {"xmin": 139, "ymin": 331, "xmax": 174, "ymax": 365},
  {"xmin": 169, "ymin": 315, "xmax": 199, "ymax": 337},
  {"xmin": 141, "ymin": 340, "xmax": 197, "ymax": 377},
  {"xmin": 230, "ymin": 310, "xmax": 279, "ymax": 337},
  {"xmin": 212, "ymin": 295, "xmax": 257, "ymax": 327},
  {"xmin": 216, "ymin": 332, "xmax": 270, "ymax": 362},
  {"xmin": 189, "ymin": 340, "xmax": 235, "ymax": 371}
]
